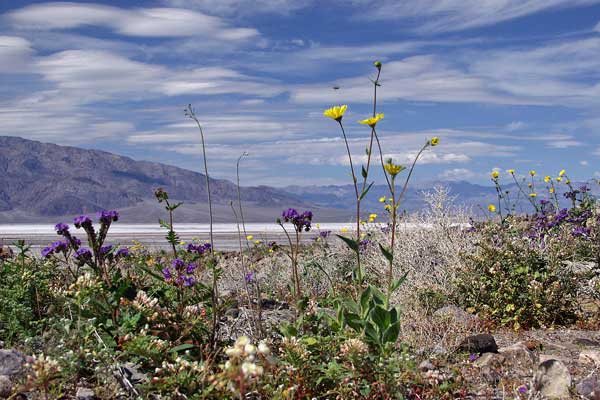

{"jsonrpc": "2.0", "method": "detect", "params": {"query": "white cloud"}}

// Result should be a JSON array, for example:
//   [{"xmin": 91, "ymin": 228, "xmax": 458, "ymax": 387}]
[
  {"xmin": 351, "ymin": 0, "xmax": 600, "ymax": 33},
  {"xmin": 7, "ymin": 2, "xmax": 259, "ymax": 40},
  {"xmin": 162, "ymin": 0, "xmax": 313, "ymax": 17},
  {"xmin": 0, "ymin": 36, "xmax": 33, "ymax": 72},
  {"xmin": 505, "ymin": 121, "xmax": 526, "ymax": 131},
  {"xmin": 441, "ymin": 168, "xmax": 478, "ymax": 181}
]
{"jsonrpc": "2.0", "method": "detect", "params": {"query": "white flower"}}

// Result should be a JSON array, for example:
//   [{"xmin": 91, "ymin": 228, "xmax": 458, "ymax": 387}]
[{"xmin": 258, "ymin": 342, "xmax": 270, "ymax": 355}]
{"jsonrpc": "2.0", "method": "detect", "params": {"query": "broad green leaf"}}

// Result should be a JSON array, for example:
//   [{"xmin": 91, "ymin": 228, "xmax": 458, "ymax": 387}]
[
  {"xmin": 370, "ymin": 305, "xmax": 390, "ymax": 330},
  {"xmin": 383, "ymin": 321, "xmax": 400, "ymax": 343},
  {"xmin": 359, "ymin": 182, "xmax": 374, "ymax": 201},
  {"xmin": 378, "ymin": 243, "xmax": 394, "ymax": 263},
  {"xmin": 336, "ymin": 234, "xmax": 359, "ymax": 252}
]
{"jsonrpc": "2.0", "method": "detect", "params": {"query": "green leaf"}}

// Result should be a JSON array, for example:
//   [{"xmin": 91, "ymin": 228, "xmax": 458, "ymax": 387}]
[
  {"xmin": 360, "ymin": 287, "xmax": 372, "ymax": 314},
  {"xmin": 378, "ymin": 243, "xmax": 394, "ymax": 263},
  {"xmin": 361, "ymin": 165, "xmax": 368, "ymax": 179},
  {"xmin": 169, "ymin": 343, "xmax": 195, "ymax": 353},
  {"xmin": 370, "ymin": 305, "xmax": 390, "ymax": 330},
  {"xmin": 344, "ymin": 312, "xmax": 364, "ymax": 331},
  {"xmin": 390, "ymin": 272, "xmax": 409, "ymax": 293},
  {"xmin": 369, "ymin": 285, "xmax": 386, "ymax": 305},
  {"xmin": 364, "ymin": 322, "xmax": 379, "ymax": 344},
  {"xmin": 383, "ymin": 321, "xmax": 400, "ymax": 343},
  {"xmin": 336, "ymin": 234, "xmax": 359, "ymax": 253},
  {"xmin": 359, "ymin": 181, "xmax": 374, "ymax": 201}
]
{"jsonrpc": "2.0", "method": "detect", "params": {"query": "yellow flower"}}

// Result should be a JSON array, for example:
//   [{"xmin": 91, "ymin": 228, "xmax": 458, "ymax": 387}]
[
  {"xmin": 179, "ymin": 241, "xmax": 186, "ymax": 245},
  {"xmin": 246, "ymin": 235, "xmax": 253, "ymax": 241},
  {"xmin": 566, "ymin": 179, "xmax": 571, "ymax": 184},
  {"xmin": 507, "ymin": 169, "xmax": 515, "ymax": 174},
  {"xmin": 360, "ymin": 233, "xmax": 367, "ymax": 239},
  {"xmin": 527, "ymin": 183, "xmax": 533, "ymax": 188},
  {"xmin": 544, "ymin": 176, "xmax": 551, "ymax": 183},
  {"xmin": 487, "ymin": 204, "xmax": 496, "ymax": 212},
  {"xmin": 378, "ymin": 196, "xmax": 386, "ymax": 203},
  {"xmin": 549, "ymin": 188, "xmax": 555, "ymax": 193},
  {"xmin": 368, "ymin": 213, "xmax": 377, "ymax": 222},
  {"xmin": 430, "ymin": 137, "xmax": 439, "ymax": 146},
  {"xmin": 490, "ymin": 170, "xmax": 499, "ymax": 179},
  {"xmin": 254, "ymin": 240, "xmax": 261, "ymax": 245},
  {"xmin": 268, "ymin": 248, "xmax": 274, "ymax": 253},
  {"xmin": 315, "ymin": 223, "xmax": 320, "ymax": 229},
  {"xmin": 529, "ymin": 170, "xmax": 536, "ymax": 177},
  {"xmin": 384, "ymin": 159, "xmax": 405, "ymax": 177},
  {"xmin": 359, "ymin": 113, "xmax": 384, "ymax": 127},
  {"xmin": 341, "ymin": 227, "xmax": 349, "ymax": 233},
  {"xmin": 323, "ymin": 105, "xmax": 348, "ymax": 121},
  {"xmin": 559, "ymin": 169, "xmax": 566, "ymax": 177},
  {"xmin": 556, "ymin": 177, "xmax": 562, "ymax": 182},
  {"xmin": 529, "ymin": 193, "xmax": 537, "ymax": 198},
  {"xmin": 384, "ymin": 204, "xmax": 392, "ymax": 211}
]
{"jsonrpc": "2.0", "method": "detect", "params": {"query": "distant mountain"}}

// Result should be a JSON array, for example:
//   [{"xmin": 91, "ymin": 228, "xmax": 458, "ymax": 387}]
[{"xmin": 0, "ymin": 136, "xmax": 349, "ymax": 223}]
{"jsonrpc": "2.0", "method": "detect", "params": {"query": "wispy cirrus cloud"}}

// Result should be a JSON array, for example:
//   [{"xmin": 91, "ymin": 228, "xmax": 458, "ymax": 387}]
[
  {"xmin": 349, "ymin": 0, "xmax": 600, "ymax": 33},
  {"xmin": 6, "ymin": 2, "xmax": 259, "ymax": 40}
]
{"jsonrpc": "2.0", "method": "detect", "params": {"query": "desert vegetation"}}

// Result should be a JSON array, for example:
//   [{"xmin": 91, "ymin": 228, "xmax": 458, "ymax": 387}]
[{"xmin": 1, "ymin": 62, "xmax": 600, "ymax": 399}]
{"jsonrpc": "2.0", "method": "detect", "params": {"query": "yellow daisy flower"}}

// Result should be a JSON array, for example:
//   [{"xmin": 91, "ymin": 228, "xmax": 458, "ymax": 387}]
[
  {"xmin": 430, "ymin": 137, "xmax": 439, "ymax": 146},
  {"xmin": 323, "ymin": 105, "xmax": 348, "ymax": 121},
  {"xmin": 488, "ymin": 204, "xmax": 496, "ymax": 212},
  {"xmin": 359, "ymin": 113, "xmax": 384, "ymax": 127}
]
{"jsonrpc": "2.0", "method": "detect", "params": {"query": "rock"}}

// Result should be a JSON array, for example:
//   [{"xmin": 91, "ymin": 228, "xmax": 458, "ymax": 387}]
[
  {"xmin": 579, "ymin": 349, "xmax": 600, "ymax": 366},
  {"xmin": 121, "ymin": 363, "xmax": 147, "ymax": 384},
  {"xmin": 577, "ymin": 375, "xmax": 600, "ymax": 399},
  {"xmin": 539, "ymin": 354, "xmax": 569, "ymax": 364},
  {"xmin": 224, "ymin": 308, "xmax": 240, "ymax": 319},
  {"xmin": 458, "ymin": 334, "xmax": 498, "ymax": 355},
  {"xmin": 474, "ymin": 352, "xmax": 505, "ymax": 368},
  {"xmin": 76, "ymin": 387, "xmax": 96, "ymax": 400},
  {"xmin": 534, "ymin": 359, "xmax": 572, "ymax": 399},
  {"xmin": 0, "ymin": 350, "xmax": 24, "ymax": 377},
  {"xmin": 433, "ymin": 306, "xmax": 479, "ymax": 325},
  {"xmin": 418, "ymin": 360, "xmax": 435, "ymax": 371},
  {"xmin": 0, "ymin": 247, "xmax": 13, "ymax": 260},
  {"xmin": 574, "ymin": 338, "xmax": 600, "ymax": 347},
  {"xmin": 0, "ymin": 375, "xmax": 12, "ymax": 398},
  {"xmin": 498, "ymin": 343, "xmax": 537, "ymax": 372},
  {"xmin": 480, "ymin": 365, "xmax": 501, "ymax": 385}
]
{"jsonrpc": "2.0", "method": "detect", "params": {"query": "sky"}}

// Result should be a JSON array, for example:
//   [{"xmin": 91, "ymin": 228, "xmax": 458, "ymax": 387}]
[{"xmin": 1, "ymin": 1, "xmax": 600, "ymax": 187}]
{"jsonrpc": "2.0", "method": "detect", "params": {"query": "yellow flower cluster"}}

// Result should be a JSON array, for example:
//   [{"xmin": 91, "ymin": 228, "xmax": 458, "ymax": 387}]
[
  {"xmin": 368, "ymin": 213, "xmax": 377, "ymax": 222},
  {"xmin": 384, "ymin": 159, "xmax": 405, "ymax": 176}
]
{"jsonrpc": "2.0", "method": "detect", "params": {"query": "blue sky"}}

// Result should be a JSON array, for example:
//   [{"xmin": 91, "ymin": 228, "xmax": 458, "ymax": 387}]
[{"xmin": 1, "ymin": 1, "xmax": 600, "ymax": 187}]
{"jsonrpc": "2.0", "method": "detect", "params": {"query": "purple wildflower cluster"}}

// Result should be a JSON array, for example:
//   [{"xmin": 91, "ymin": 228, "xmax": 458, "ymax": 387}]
[
  {"xmin": 530, "ymin": 203, "xmax": 594, "ymax": 240},
  {"xmin": 41, "ymin": 240, "xmax": 69, "ymax": 258},
  {"xmin": 359, "ymin": 238, "xmax": 373, "ymax": 251},
  {"xmin": 186, "ymin": 243, "xmax": 211, "ymax": 255},
  {"xmin": 162, "ymin": 258, "xmax": 197, "ymax": 287},
  {"xmin": 281, "ymin": 208, "xmax": 313, "ymax": 232},
  {"xmin": 97, "ymin": 210, "xmax": 119, "ymax": 224}
]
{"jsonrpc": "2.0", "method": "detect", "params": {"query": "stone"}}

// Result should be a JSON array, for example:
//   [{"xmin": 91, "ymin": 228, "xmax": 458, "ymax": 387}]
[
  {"xmin": 498, "ymin": 343, "xmax": 537, "ymax": 371},
  {"xmin": 0, "ymin": 247, "xmax": 12, "ymax": 260},
  {"xmin": 574, "ymin": 338, "xmax": 600, "ymax": 347},
  {"xmin": 474, "ymin": 352, "xmax": 505, "ymax": 368},
  {"xmin": 577, "ymin": 375, "xmax": 600, "ymax": 399},
  {"xmin": 0, "ymin": 375, "xmax": 12, "ymax": 398},
  {"xmin": 0, "ymin": 350, "xmax": 24, "ymax": 377},
  {"xmin": 534, "ymin": 359, "xmax": 572, "ymax": 399},
  {"xmin": 433, "ymin": 306, "xmax": 479, "ymax": 325},
  {"xmin": 121, "ymin": 363, "xmax": 147, "ymax": 384},
  {"xmin": 418, "ymin": 360, "xmax": 435, "ymax": 371},
  {"xmin": 76, "ymin": 387, "xmax": 96, "ymax": 400},
  {"xmin": 224, "ymin": 308, "xmax": 240, "ymax": 319},
  {"xmin": 457, "ymin": 334, "xmax": 498, "ymax": 355},
  {"xmin": 580, "ymin": 349, "xmax": 600, "ymax": 366}
]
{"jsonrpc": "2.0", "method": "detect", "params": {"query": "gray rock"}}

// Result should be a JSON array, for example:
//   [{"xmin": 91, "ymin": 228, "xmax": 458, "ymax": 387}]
[
  {"xmin": 579, "ymin": 349, "xmax": 600, "ymax": 366},
  {"xmin": 121, "ymin": 363, "xmax": 147, "ymax": 384},
  {"xmin": 474, "ymin": 352, "xmax": 505, "ymax": 368},
  {"xmin": 498, "ymin": 343, "xmax": 537, "ymax": 372},
  {"xmin": 418, "ymin": 360, "xmax": 435, "ymax": 371},
  {"xmin": 577, "ymin": 375, "xmax": 600, "ymax": 399},
  {"xmin": 574, "ymin": 338, "xmax": 600, "ymax": 347},
  {"xmin": 458, "ymin": 334, "xmax": 498, "ymax": 354},
  {"xmin": 534, "ymin": 359, "xmax": 572, "ymax": 399},
  {"xmin": 76, "ymin": 387, "xmax": 96, "ymax": 400},
  {"xmin": 0, "ymin": 350, "xmax": 24, "ymax": 377},
  {"xmin": 0, "ymin": 375, "xmax": 12, "ymax": 399}
]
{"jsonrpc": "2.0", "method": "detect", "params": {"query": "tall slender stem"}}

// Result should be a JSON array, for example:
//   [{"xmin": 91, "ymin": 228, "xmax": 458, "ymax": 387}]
[{"xmin": 237, "ymin": 152, "xmax": 249, "ymax": 249}]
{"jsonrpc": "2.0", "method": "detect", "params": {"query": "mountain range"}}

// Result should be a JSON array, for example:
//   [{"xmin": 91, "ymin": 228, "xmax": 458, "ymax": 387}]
[{"xmin": 0, "ymin": 136, "xmax": 544, "ymax": 223}]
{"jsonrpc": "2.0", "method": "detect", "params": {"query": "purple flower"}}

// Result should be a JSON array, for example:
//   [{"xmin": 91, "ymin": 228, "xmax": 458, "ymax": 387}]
[
  {"xmin": 99, "ymin": 245, "xmax": 113, "ymax": 255},
  {"xmin": 41, "ymin": 246, "xmax": 52, "ymax": 258},
  {"xmin": 245, "ymin": 272, "xmax": 255, "ymax": 283},
  {"xmin": 73, "ymin": 215, "xmax": 92, "ymax": 228},
  {"xmin": 172, "ymin": 258, "xmax": 185, "ymax": 270},
  {"xmin": 97, "ymin": 210, "xmax": 119, "ymax": 224},
  {"xmin": 572, "ymin": 226, "xmax": 591, "ymax": 237},
  {"xmin": 469, "ymin": 353, "xmax": 479, "ymax": 362},
  {"xmin": 183, "ymin": 276, "xmax": 196, "ymax": 287},
  {"xmin": 74, "ymin": 248, "xmax": 92, "ymax": 259},
  {"xmin": 115, "ymin": 247, "xmax": 130, "ymax": 258},
  {"xmin": 54, "ymin": 222, "xmax": 69, "ymax": 235},
  {"xmin": 517, "ymin": 385, "xmax": 527, "ymax": 394},
  {"xmin": 281, "ymin": 208, "xmax": 313, "ymax": 232},
  {"xmin": 319, "ymin": 230, "xmax": 331, "ymax": 238},
  {"xmin": 162, "ymin": 267, "xmax": 172, "ymax": 280},
  {"xmin": 186, "ymin": 243, "xmax": 211, "ymax": 255},
  {"xmin": 186, "ymin": 263, "xmax": 197, "ymax": 274}
]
